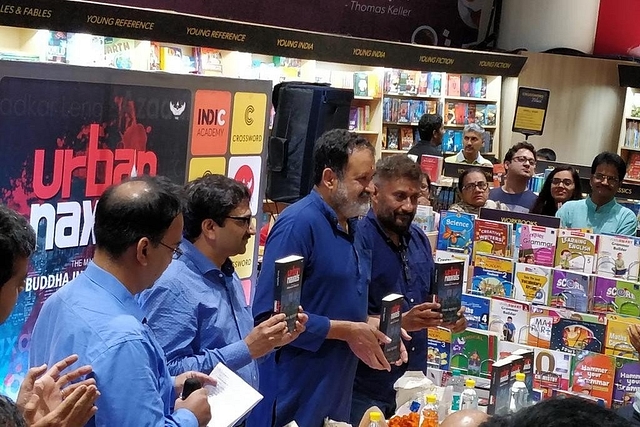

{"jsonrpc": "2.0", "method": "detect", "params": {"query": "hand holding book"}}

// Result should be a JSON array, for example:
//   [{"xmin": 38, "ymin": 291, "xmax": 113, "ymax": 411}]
[
  {"xmin": 244, "ymin": 309, "xmax": 308, "ymax": 359},
  {"xmin": 443, "ymin": 306, "xmax": 467, "ymax": 333},
  {"xmin": 401, "ymin": 301, "xmax": 443, "ymax": 332}
]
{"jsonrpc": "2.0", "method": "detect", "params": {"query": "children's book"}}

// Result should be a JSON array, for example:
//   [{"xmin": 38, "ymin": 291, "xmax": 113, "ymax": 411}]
[
  {"xmin": 353, "ymin": 72, "xmax": 369, "ymax": 97},
  {"xmin": 472, "ymin": 219, "xmax": 513, "ymax": 259},
  {"xmin": 613, "ymin": 356, "xmax": 640, "ymax": 408},
  {"xmin": 596, "ymin": 234, "xmax": 640, "ymax": 281},
  {"xmin": 471, "ymin": 254, "xmax": 514, "ymax": 297},
  {"xmin": 427, "ymin": 327, "xmax": 452, "ymax": 371},
  {"xmin": 437, "ymin": 211, "xmax": 475, "ymax": 255},
  {"xmin": 513, "ymin": 263, "xmax": 552, "ymax": 305},
  {"xmin": 461, "ymin": 293, "xmax": 490, "ymax": 330},
  {"xmin": 514, "ymin": 224, "xmax": 557, "ymax": 267},
  {"xmin": 550, "ymin": 269, "xmax": 593, "ymax": 313},
  {"xmin": 534, "ymin": 348, "xmax": 573, "ymax": 398},
  {"xmin": 592, "ymin": 276, "xmax": 619, "ymax": 314},
  {"xmin": 549, "ymin": 316, "xmax": 606, "ymax": 355},
  {"xmin": 489, "ymin": 297, "xmax": 531, "ymax": 345},
  {"xmin": 435, "ymin": 250, "xmax": 470, "ymax": 286},
  {"xmin": 554, "ymin": 229, "xmax": 597, "ymax": 273},
  {"xmin": 485, "ymin": 104, "xmax": 497, "ymax": 126},
  {"xmin": 450, "ymin": 328, "xmax": 500, "ymax": 378},
  {"xmin": 605, "ymin": 314, "xmax": 640, "ymax": 359},
  {"xmin": 570, "ymin": 351, "xmax": 615, "ymax": 407}
]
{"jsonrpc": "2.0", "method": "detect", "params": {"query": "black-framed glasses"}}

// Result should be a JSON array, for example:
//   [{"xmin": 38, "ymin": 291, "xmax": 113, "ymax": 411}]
[
  {"xmin": 593, "ymin": 172, "xmax": 619, "ymax": 184},
  {"xmin": 226, "ymin": 215, "xmax": 252, "ymax": 227},
  {"xmin": 159, "ymin": 241, "xmax": 183, "ymax": 259},
  {"xmin": 399, "ymin": 248, "xmax": 411, "ymax": 283},
  {"xmin": 512, "ymin": 156, "xmax": 537, "ymax": 166},
  {"xmin": 462, "ymin": 181, "xmax": 489, "ymax": 192},
  {"xmin": 551, "ymin": 178, "xmax": 574, "ymax": 187}
]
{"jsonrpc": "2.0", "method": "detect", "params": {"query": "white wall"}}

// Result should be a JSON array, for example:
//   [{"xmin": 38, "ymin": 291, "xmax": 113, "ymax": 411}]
[{"xmin": 497, "ymin": 0, "xmax": 601, "ymax": 54}]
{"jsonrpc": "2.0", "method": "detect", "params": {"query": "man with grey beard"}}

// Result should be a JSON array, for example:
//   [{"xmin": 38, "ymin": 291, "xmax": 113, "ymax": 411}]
[{"xmin": 251, "ymin": 130, "xmax": 398, "ymax": 427}]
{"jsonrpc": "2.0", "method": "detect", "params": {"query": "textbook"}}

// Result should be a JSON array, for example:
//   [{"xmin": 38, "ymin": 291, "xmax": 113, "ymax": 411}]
[
  {"xmin": 437, "ymin": 211, "xmax": 475, "ymax": 255},
  {"xmin": 379, "ymin": 293, "xmax": 404, "ymax": 363},
  {"xmin": 554, "ymin": 229, "xmax": 597, "ymax": 273},
  {"xmin": 513, "ymin": 223, "xmax": 557, "ymax": 267},
  {"xmin": 513, "ymin": 263, "xmax": 552, "ymax": 305},
  {"xmin": 274, "ymin": 255, "xmax": 304, "ymax": 333}
]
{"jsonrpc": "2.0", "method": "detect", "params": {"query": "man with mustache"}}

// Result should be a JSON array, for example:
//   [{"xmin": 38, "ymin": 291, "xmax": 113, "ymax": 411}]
[
  {"xmin": 139, "ymin": 174, "xmax": 307, "ymax": 426},
  {"xmin": 251, "ymin": 130, "xmax": 394, "ymax": 427},
  {"xmin": 350, "ymin": 155, "xmax": 467, "ymax": 424},
  {"xmin": 444, "ymin": 124, "xmax": 493, "ymax": 167}
]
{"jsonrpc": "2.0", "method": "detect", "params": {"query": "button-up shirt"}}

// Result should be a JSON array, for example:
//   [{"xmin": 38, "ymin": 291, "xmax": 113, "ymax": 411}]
[
  {"xmin": 138, "ymin": 239, "xmax": 258, "ymax": 388},
  {"xmin": 249, "ymin": 189, "xmax": 371, "ymax": 427},
  {"xmin": 445, "ymin": 150, "xmax": 493, "ymax": 166},
  {"xmin": 353, "ymin": 209, "xmax": 435, "ymax": 406},
  {"xmin": 556, "ymin": 197, "xmax": 638, "ymax": 236},
  {"xmin": 29, "ymin": 262, "xmax": 197, "ymax": 427}
]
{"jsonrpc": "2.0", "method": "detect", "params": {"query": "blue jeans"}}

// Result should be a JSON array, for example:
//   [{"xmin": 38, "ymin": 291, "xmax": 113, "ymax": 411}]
[{"xmin": 350, "ymin": 389, "xmax": 395, "ymax": 426}]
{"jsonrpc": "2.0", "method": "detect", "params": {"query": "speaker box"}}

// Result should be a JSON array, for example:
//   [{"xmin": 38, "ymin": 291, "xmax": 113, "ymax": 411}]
[{"xmin": 266, "ymin": 83, "xmax": 354, "ymax": 203}]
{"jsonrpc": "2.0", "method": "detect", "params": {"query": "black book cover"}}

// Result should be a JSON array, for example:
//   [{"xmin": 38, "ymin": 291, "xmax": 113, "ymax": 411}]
[
  {"xmin": 431, "ymin": 260, "xmax": 464, "ymax": 324},
  {"xmin": 274, "ymin": 255, "xmax": 304, "ymax": 332},
  {"xmin": 379, "ymin": 293, "xmax": 404, "ymax": 363}
]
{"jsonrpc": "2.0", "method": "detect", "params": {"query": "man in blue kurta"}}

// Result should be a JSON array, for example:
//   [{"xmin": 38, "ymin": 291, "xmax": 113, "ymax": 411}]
[
  {"xmin": 556, "ymin": 152, "xmax": 638, "ymax": 236},
  {"xmin": 251, "ymin": 130, "xmax": 394, "ymax": 427},
  {"xmin": 30, "ymin": 176, "xmax": 213, "ymax": 427},
  {"xmin": 351, "ymin": 155, "xmax": 467, "ymax": 424},
  {"xmin": 138, "ymin": 175, "xmax": 306, "ymax": 415}
]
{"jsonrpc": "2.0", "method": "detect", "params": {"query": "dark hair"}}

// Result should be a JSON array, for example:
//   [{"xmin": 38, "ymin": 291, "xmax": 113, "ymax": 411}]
[
  {"xmin": 0, "ymin": 205, "xmax": 35, "ymax": 288},
  {"xmin": 479, "ymin": 397, "xmax": 631, "ymax": 427},
  {"xmin": 312, "ymin": 129, "xmax": 375, "ymax": 185},
  {"xmin": 183, "ymin": 174, "xmax": 251, "ymax": 241},
  {"xmin": 530, "ymin": 166, "xmax": 583, "ymax": 216},
  {"xmin": 504, "ymin": 141, "xmax": 536, "ymax": 163},
  {"xmin": 374, "ymin": 155, "xmax": 422, "ymax": 185},
  {"xmin": 591, "ymin": 151, "xmax": 626, "ymax": 182},
  {"xmin": 94, "ymin": 175, "xmax": 184, "ymax": 259},
  {"xmin": 418, "ymin": 114, "xmax": 443, "ymax": 141},
  {"xmin": 537, "ymin": 148, "xmax": 557, "ymax": 161},
  {"xmin": 457, "ymin": 167, "xmax": 488, "ymax": 192},
  {"xmin": 0, "ymin": 396, "xmax": 27, "ymax": 427}
]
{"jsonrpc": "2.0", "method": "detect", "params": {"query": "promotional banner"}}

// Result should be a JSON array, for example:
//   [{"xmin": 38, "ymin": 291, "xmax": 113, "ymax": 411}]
[
  {"xmin": 0, "ymin": 61, "xmax": 271, "ymax": 398},
  {"xmin": 90, "ymin": 0, "xmax": 496, "ymax": 49},
  {"xmin": 594, "ymin": 0, "xmax": 640, "ymax": 58}
]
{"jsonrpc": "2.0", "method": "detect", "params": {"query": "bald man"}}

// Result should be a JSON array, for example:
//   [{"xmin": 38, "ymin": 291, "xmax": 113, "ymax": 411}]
[{"xmin": 441, "ymin": 409, "xmax": 489, "ymax": 427}]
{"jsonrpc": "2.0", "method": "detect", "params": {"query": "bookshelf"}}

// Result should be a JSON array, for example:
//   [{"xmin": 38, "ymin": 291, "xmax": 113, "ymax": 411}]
[{"xmin": 618, "ymin": 88, "xmax": 640, "ymax": 181}]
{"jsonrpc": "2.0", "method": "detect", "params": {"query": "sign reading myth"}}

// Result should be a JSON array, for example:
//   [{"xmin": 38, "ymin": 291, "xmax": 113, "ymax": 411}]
[{"xmin": 513, "ymin": 87, "xmax": 550, "ymax": 136}]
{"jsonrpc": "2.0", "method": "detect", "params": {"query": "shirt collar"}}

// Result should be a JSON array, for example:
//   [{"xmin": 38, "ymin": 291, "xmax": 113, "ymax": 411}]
[
  {"xmin": 179, "ymin": 239, "xmax": 235, "ymax": 276},
  {"xmin": 586, "ymin": 196, "xmax": 617, "ymax": 212},
  {"xmin": 309, "ymin": 188, "xmax": 358, "ymax": 237},
  {"xmin": 456, "ymin": 150, "xmax": 486, "ymax": 165},
  {"xmin": 365, "ymin": 209, "xmax": 410, "ymax": 250},
  {"xmin": 83, "ymin": 261, "xmax": 146, "ymax": 323}
]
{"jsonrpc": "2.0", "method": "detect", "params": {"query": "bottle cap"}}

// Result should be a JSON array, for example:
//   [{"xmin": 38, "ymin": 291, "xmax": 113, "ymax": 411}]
[
  {"xmin": 516, "ymin": 372, "xmax": 525, "ymax": 382},
  {"xmin": 426, "ymin": 394, "xmax": 437, "ymax": 404},
  {"xmin": 465, "ymin": 379, "xmax": 476, "ymax": 388},
  {"xmin": 369, "ymin": 412, "xmax": 382, "ymax": 422},
  {"xmin": 452, "ymin": 369, "xmax": 461, "ymax": 376}
]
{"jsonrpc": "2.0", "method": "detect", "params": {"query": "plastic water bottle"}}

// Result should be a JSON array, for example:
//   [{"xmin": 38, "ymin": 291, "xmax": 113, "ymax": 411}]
[
  {"xmin": 449, "ymin": 369, "xmax": 465, "ymax": 412},
  {"xmin": 368, "ymin": 411, "xmax": 382, "ymax": 427},
  {"xmin": 460, "ymin": 378, "xmax": 478, "ymax": 410},
  {"xmin": 420, "ymin": 394, "xmax": 439, "ymax": 427},
  {"xmin": 508, "ymin": 372, "xmax": 530, "ymax": 414}
]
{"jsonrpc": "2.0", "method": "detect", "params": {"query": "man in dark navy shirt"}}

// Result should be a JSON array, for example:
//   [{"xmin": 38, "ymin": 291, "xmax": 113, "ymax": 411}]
[
  {"xmin": 351, "ymin": 155, "xmax": 467, "ymax": 423},
  {"xmin": 251, "ymin": 130, "xmax": 400, "ymax": 427}
]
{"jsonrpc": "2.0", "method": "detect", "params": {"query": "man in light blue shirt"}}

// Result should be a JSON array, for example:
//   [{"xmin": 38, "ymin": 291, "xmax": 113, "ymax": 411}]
[
  {"xmin": 556, "ymin": 152, "xmax": 638, "ymax": 236},
  {"xmin": 139, "ymin": 175, "xmax": 306, "ymax": 393},
  {"xmin": 30, "ymin": 176, "xmax": 213, "ymax": 427}
]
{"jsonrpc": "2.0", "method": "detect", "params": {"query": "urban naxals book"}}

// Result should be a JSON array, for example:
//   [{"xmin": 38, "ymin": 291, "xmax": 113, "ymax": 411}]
[
  {"xmin": 380, "ymin": 293, "xmax": 404, "ymax": 363},
  {"xmin": 274, "ymin": 255, "xmax": 304, "ymax": 333}
]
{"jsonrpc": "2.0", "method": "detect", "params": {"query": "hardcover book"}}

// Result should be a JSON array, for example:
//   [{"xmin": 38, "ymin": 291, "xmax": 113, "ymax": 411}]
[
  {"xmin": 274, "ymin": 255, "xmax": 304, "ymax": 332},
  {"xmin": 554, "ymin": 229, "xmax": 597, "ymax": 273},
  {"xmin": 471, "ymin": 254, "xmax": 514, "ymax": 297},
  {"xmin": 379, "ymin": 293, "xmax": 404, "ymax": 363},
  {"xmin": 513, "ymin": 263, "xmax": 552, "ymax": 305},
  {"xmin": 514, "ymin": 223, "xmax": 557, "ymax": 267},
  {"xmin": 432, "ymin": 260, "xmax": 465, "ymax": 324}
]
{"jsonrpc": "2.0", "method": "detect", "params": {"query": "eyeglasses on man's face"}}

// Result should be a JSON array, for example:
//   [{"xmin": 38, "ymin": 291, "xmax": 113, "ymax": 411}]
[
  {"xmin": 592, "ymin": 172, "xmax": 619, "ymax": 185},
  {"xmin": 158, "ymin": 241, "xmax": 183, "ymax": 259},
  {"xmin": 462, "ymin": 181, "xmax": 489, "ymax": 192},
  {"xmin": 226, "ymin": 215, "xmax": 252, "ymax": 227},
  {"xmin": 551, "ymin": 178, "xmax": 574, "ymax": 187},
  {"xmin": 511, "ymin": 156, "xmax": 537, "ymax": 166}
]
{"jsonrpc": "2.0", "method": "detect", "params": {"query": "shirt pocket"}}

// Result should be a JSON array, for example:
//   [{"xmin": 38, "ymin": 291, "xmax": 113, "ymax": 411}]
[
  {"xmin": 409, "ymin": 260, "xmax": 432, "ymax": 302},
  {"xmin": 357, "ymin": 248, "xmax": 372, "ymax": 296}
]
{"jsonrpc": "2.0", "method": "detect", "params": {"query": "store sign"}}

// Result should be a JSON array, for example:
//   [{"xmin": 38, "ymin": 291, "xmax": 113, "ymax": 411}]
[
  {"xmin": 594, "ymin": 0, "xmax": 640, "ymax": 58},
  {"xmin": 512, "ymin": 87, "xmax": 550, "ymax": 136},
  {"xmin": 0, "ymin": 0, "xmax": 527, "ymax": 77},
  {"xmin": 0, "ymin": 60, "xmax": 270, "ymax": 399}
]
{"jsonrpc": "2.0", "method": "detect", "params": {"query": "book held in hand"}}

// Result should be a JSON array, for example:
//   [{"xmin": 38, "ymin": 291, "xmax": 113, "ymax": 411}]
[
  {"xmin": 379, "ymin": 293, "xmax": 404, "ymax": 363},
  {"xmin": 432, "ymin": 260, "xmax": 465, "ymax": 324},
  {"xmin": 274, "ymin": 255, "xmax": 304, "ymax": 333}
]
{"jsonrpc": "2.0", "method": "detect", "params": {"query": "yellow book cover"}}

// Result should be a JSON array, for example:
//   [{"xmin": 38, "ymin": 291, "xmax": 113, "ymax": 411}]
[{"xmin": 554, "ymin": 229, "xmax": 597, "ymax": 273}]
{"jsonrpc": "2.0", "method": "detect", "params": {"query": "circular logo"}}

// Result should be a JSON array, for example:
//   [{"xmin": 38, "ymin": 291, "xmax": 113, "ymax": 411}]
[
  {"xmin": 235, "ymin": 165, "xmax": 254, "ymax": 194},
  {"xmin": 244, "ymin": 105, "xmax": 255, "ymax": 126}
]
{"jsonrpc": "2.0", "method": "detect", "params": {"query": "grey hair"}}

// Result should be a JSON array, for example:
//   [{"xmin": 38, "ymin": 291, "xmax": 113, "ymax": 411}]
[{"xmin": 463, "ymin": 123, "xmax": 485, "ymax": 135}]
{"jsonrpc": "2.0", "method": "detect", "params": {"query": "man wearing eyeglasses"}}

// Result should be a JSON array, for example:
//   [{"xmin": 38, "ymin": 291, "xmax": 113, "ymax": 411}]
[
  {"xmin": 556, "ymin": 152, "xmax": 638, "ymax": 236},
  {"xmin": 444, "ymin": 124, "xmax": 493, "ymax": 167},
  {"xmin": 489, "ymin": 141, "xmax": 538, "ymax": 213},
  {"xmin": 350, "ymin": 155, "xmax": 467, "ymax": 425},
  {"xmin": 139, "ymin": 174, "xmax": 307, "ymax": 423}
]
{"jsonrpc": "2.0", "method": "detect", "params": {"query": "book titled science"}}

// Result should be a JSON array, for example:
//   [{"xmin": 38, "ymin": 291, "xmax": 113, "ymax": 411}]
[
  {"xmin": 274, "ymin": 255, "xmax": 304, "ymax": 333},
  {"xmin": 432, "ymin": 260, "xmax": 465, "ymax": 324},
  {"xmin": 380, "ymin": 293, "xmax": 404, "ymax": 363}
]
